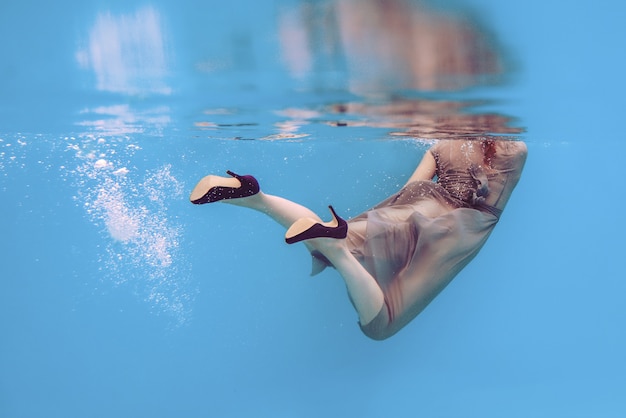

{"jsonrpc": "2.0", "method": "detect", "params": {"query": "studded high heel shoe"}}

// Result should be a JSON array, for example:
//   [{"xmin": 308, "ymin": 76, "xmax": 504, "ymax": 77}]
[
  {"xmin": 190, "ymin": 170, "xmax": 260, "ymax": 204},
  {"xmin": 285, "ymin": 205, "xmax": 348, "ymax": 244}
]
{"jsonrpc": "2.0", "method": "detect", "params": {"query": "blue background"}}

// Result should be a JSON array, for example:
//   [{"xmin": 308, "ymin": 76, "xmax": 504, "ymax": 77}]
[{"xmin": 1, "ymin": 0, "xmax": 625, "ymax": 417}]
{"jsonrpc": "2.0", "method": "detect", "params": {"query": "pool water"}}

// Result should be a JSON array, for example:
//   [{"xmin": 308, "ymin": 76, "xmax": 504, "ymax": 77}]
[{"xmin": 1, "ymin": 0, "xmax": 625, "ymax": 417}]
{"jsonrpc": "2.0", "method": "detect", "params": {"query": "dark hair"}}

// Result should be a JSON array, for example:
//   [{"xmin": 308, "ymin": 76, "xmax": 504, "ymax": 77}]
[{"xmin": 483, "ymin": 139, "xmax": 496, "ymax": 167}]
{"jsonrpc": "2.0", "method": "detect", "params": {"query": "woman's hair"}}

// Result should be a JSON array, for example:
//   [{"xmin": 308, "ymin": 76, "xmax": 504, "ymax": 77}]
[{"xmin": 483, "ymin": 139, "xmax": 496, "ymax": 167}]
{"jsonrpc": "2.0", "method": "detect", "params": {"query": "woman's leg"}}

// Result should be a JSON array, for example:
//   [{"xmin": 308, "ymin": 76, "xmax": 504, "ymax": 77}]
[
  {"xmin": 224, "ymin": 193, "xmax": 384, "ymax": 326},
  {"xmin": 225, "ymin": 192, "xmax": 322, "ymax": 229},
  {"xmin": 307, "ymin": 238, "xmax": 384, "ymax": 325}
]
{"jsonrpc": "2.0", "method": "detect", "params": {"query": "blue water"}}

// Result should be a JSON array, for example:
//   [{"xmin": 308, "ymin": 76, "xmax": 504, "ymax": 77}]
[{"xmin": 2, "ymin": 1, "xmax": 625, "ymax": 417}]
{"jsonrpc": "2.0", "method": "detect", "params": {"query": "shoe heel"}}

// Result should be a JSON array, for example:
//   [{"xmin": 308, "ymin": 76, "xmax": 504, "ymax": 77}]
[
  {"xmin": 285, "ymin": 205, "xmax": 348, "ymax": 244},
  {"xmin": 327, "ymin": 205, "xmax": 348, "ymax": 237},
  {"xmin": 327, "ymin": 205, "xmax": 342, "ymax": 227},
  {"xmin": 226, "ymin": 170, "xmax": 260, "ymax": 196}
]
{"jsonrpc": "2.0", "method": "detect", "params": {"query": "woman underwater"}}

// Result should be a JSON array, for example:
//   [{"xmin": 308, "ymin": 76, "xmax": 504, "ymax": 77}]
[{"xmin": 190, "ymin": 139, "xmax": 527, "ymax": 340}]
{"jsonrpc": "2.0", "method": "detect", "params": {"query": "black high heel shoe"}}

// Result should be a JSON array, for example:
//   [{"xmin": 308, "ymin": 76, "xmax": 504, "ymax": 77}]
[
  {"xmin": 285, "ymin": 206, "xmax": 348, "ymax": 244},
  {"xmin": 190, "ymin": 170, "xmax": 260, "ymax": 204}
]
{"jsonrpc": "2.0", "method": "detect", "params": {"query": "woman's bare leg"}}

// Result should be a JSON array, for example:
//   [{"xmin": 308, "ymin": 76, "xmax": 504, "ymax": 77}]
[
  {"xmin": 307, "ymin": 237, "xmax": 384, "ymax": 325},
  {"xmin": 224, "ymin": 193, "xmax": 384, "ymax": 325},
  {"xmin": 225, "ymin": 192, "xmax": 322, "ymax": 229}
]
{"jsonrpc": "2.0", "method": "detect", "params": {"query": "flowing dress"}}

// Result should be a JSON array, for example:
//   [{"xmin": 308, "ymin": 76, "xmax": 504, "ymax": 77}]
[{"xmin": 312, "ymin": 139, "xmax": 528, "ymax": 340}]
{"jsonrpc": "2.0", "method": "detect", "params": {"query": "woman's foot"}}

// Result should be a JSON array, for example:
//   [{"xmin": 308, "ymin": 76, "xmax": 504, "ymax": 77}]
[
  {"xmin": 285, "ymin": 206, "xmax": 348, "ymax": 244},
  {"xmin": 190, "ymin": 170, "xmax": 260, "ymax": 204}
]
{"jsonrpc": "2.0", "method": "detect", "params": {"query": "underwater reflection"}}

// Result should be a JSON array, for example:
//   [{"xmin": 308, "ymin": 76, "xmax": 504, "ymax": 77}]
[
  {"xmin": 76, "ymin": 6, "xmax": 171, "ymax": 96},
  {"xmin": 279, "ymin": 0, "xmax": 505, "ymax": 93},
  {"xmin": 325, "ymin": 98, "xmax": 524, "ymax": 140},
  {"xmin": 191, "ymin": 97, "xmax": 523, "ymax": 142},
  {"xmin": 274, "ymin": 0, "xmax": 521, "ymax": 140},
  {"xmin": 77, "ymin": 104, "xmax": 171, "ymax": 137}
]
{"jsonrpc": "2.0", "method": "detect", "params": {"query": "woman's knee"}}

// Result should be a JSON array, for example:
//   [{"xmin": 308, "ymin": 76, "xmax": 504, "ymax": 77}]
[{"xmin": 359, "ymin": 305, "xmax": 397, "ymax": 341}]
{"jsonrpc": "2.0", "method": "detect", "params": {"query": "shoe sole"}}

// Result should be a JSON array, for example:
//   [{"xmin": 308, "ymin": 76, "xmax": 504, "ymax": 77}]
[
  {"xmin": 189, "ymin": 175, "xmax": 241, "ymax": 203},
  {"xmin": 285, "ymin": 217, "xmax": 340, "ymax": 241}
]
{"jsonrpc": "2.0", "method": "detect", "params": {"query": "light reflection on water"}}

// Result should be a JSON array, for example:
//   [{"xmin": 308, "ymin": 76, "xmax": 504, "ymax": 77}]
[
  {"xmin": 278, "ymin": 0, "xmax": 507, "ymax": 93},
  {"xmin": 75, "ymin": 6, "xmax": 172, "ymax": 96},
  {"xmin": 67, "ymin": 0, "xmax": 521, "ymax": 141}
]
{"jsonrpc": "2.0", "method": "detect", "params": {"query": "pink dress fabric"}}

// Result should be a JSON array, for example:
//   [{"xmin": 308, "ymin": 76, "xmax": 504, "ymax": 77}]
[{"xmin": 311, "ymin": 140, "xmax": 528, "ymax": 340}]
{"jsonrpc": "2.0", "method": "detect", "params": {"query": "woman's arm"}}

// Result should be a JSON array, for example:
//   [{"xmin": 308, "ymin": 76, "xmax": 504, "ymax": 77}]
[{"xmin": 404, "ymin": 150, "xmax": 436, "ymax": 187}]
